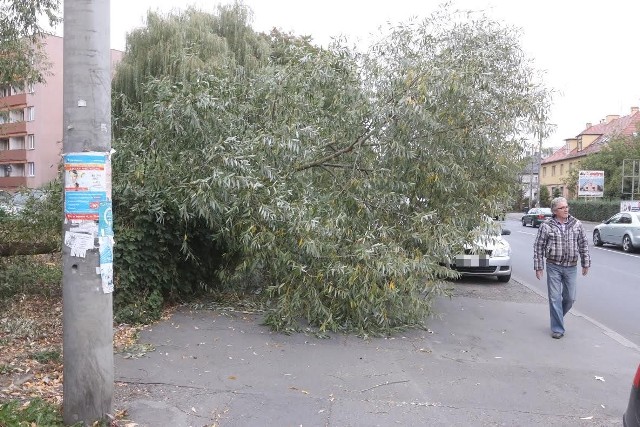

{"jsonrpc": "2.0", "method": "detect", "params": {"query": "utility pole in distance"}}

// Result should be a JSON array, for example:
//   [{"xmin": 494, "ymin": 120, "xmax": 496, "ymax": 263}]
[
  {"xmin": 536, "ymin": 128, "xmax": 543, "ymax": 207},
  {"xmin": 62, "ymin": 0, "xmax": 113, "ymax": 424}
]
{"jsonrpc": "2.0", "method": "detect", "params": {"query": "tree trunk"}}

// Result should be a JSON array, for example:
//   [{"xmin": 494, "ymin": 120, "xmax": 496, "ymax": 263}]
[{"xmin": 0, "ymin": 242, "xmax": 59, "ymax": 257}]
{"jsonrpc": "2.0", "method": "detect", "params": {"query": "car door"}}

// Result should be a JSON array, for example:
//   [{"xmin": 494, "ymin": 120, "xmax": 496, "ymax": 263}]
[
  {"xmin": 601, "ymin": 213, "xmax": 622, "ymax": 243},
  {"xmin": 612, "ymin": 213, "xmax": 633, "ymax": 244},
  {"xmin": 527, "ymin": 208, "xmax": 537, "ymax": 225}
]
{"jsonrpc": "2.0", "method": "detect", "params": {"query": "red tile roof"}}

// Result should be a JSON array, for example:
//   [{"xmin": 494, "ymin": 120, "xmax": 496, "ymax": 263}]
[{"xmin": 542, "ymin": 110, "xmax": 640, "ymax": 164}]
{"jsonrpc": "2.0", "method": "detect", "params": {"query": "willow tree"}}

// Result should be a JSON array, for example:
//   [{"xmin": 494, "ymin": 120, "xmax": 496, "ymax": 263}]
[
  {"xmin": 111, "ymin": 4, "xmax": 552, "ymax": 334},
  {"xmin": 0, "ymin": 0, "xmax": 61, "ymax": 85},
  {"xmin": 112, "ymin": 2, "xmax": 270, "ymax": 122}
]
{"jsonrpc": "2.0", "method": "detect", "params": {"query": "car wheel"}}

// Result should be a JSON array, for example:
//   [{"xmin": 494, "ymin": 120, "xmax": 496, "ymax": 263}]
[
  {"xmin": 622, "ymin": 235, "xmax": 635, "ymax": 252},
  {"xmin": 522, "ymin": 219, "xmax": 526, "ymax": 227},
  {"xmin": 593, "ymin": 230, "xmax": 603, "ymax": 246},
  {"xmin": 497, "ymin": 274, "xmax": 511, "ymax": 283}
]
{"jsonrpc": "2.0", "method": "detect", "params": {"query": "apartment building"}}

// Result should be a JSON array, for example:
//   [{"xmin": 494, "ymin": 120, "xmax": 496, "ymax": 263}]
[
  {"xmin": 540, "ymin": 107, "xmax": 640, "ymax": 199},
  {"xmin": 0, "ymin": 35, "xmax": 123, "ymax": 191}
]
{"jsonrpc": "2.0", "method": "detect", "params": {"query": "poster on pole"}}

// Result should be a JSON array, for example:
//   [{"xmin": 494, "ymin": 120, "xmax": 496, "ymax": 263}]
[
  {"xmin": 578, "ymin": 170, "xmax": 604, "ymax": 197},
  {"xmin": 64, "ymin": 152, "xmax": 108, "ymax": 221},
  {"xmin": 63, "ymin": 152, "xmax": 114, "ymax": 293}
]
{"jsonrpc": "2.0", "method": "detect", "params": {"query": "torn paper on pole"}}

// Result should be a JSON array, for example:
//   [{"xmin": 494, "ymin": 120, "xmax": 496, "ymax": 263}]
[
  {"xmin": 63, "ymin": 151, "xmax": 115, "ymax": 293},
  {"xmin": 64, "ymin": 231, "xmax": 95, "ymax": 257}
]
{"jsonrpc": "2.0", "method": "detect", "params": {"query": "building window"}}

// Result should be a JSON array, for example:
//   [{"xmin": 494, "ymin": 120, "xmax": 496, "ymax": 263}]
[
  {"xmin": 560, "ymin": 164, "xmax": 564, "ymax": 175},
  {"xmin": 9, "ymin": 109, "xmax": 24, "ymax": 123},
  {"xmin": 27, "ymin": 83, "xmax": 34, "ymax": 94},
  {"xmin": 27, "ymin": 134, "xmax": 35, "ymax": 149},
  {"xmin": 569, "ymin": 162, "xmax": 573, "ymax": 171},
  {"xmin": 26, "ymin": 106, "xmax": 35, "ymax": 121},
  {"xmin": 577, "ymin": 137, "xmax": 583, "ymax": 151},
  {"xmin": 0, "ymin": 139, "xmax": 8, "ymax": 151},
  {"xmin": 552, "ymin": 166, "xmax": 556, "ymax": 176},
  {"xmin": 27, "ymin": 162, "xmax": 35, "ymax": 177},
  {"xmin": 542, "ymin": 167, "xmax": 547, "ymax": 177}
]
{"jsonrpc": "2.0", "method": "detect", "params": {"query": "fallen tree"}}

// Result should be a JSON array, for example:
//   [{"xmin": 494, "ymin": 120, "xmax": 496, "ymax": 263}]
[{"xmin": 0, "ymin": 242, "xmax": 59, "ymax": 257}]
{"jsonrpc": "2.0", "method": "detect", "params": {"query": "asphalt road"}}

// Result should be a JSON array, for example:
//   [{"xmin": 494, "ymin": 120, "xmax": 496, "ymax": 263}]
[{"xmin": 503, "ymin": 215, "xmax": 640, "ymax": 347}]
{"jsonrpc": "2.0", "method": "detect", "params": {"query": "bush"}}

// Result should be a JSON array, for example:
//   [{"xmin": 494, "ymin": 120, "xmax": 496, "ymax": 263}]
[
  {"xmin": 113, "ymin": 197, "xmax": 228, "ymax": 324},
  {"xmin": 0, "ymin": 254, "xmax": 61, "ymax": 300},
  {"xmin": 568, "ymin": 199, "xmax": 620, "ymax": 222}
]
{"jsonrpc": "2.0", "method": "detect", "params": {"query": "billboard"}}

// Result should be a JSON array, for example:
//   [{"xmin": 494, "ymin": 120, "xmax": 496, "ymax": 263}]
[
  {"xmin": 621, "ymin": 200, "xmax": 640, "ymax": 212},
  {"xmin": 578, "ymin": 170, "xmax": 604, "ymax": 197}
]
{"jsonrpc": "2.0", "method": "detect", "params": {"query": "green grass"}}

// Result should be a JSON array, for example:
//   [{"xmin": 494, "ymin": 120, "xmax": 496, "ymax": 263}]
[
  {"xmin": 29, "ymin": 348, "xmax": 61, "ymax": 364},
  {"xmin": 0, "ymin": 399, "xmax": 65, "ymax": 426},
  {"xmin": 0, "ymin": 398, "xmax": 112, "ymax": 427}
]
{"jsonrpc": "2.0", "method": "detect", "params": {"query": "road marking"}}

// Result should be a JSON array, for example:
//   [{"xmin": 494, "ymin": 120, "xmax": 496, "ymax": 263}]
[
  {"xmin": 592, "ymin": 246, "xmax": 640, "ymax": 258},
  {"xmin": 511, "ymin": 231, "xmax": 640, "ymax": 257},
  {"xmin": 513, "ymin": 274, "xmax": 640, "ymax": 353}
]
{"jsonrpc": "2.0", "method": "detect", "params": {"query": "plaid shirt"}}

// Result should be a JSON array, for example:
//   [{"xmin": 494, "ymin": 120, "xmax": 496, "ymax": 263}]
[{"xmin": 533, "ymin": 215, "xmax": 591, "ymax": 271}]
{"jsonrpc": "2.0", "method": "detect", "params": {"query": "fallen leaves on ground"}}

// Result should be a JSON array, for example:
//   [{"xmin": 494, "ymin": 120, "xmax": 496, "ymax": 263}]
[{"xmin": 0, "ymin": 293, "xmax": 143, "ymax": 424}]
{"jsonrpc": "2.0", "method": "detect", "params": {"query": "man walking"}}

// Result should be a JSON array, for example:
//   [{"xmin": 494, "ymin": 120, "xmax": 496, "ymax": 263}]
[{"xmin": 533, "ymin": 197, "xmax": 591, "ymax": 339}]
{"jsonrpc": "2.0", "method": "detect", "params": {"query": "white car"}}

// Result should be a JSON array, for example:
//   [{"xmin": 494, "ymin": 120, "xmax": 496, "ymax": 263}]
[
  {"xmin": 447, "ymin": 223, "xmax": 512, "ymax": 283},
  {"xmin": 0, "ymin": 189, "xmax": 46, "ymax": 215}
]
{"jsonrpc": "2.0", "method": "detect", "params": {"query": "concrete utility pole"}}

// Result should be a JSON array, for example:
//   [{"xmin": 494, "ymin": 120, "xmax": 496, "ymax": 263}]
[
  {"xmin": 528, "ymin": 150, "xmax": 534, "ymax": 209},
  {"xmin": 535, "ymin": 126, "xmax": 543, "ymax": 207},
  {"xmin": 62, "ymin": 0, "xmax": 113, "ymax": 424}
]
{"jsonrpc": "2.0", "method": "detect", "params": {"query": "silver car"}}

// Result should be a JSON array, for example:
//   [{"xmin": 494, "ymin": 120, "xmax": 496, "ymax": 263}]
[
  {"xmin": 593, "ymin": 212, "xmax": 640, "ymax": 253},
  {"xmin": 448, "ymin": 226, "xmax": 512, "ymax": 283}
]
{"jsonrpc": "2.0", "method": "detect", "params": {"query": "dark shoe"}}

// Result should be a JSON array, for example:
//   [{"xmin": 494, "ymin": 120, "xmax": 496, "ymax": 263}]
[{"xmin": 551, "ymin": 332, "xmax": 564, "ymax": 339}]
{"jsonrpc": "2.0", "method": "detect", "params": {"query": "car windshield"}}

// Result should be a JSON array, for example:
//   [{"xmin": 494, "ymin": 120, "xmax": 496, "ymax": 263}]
[{"xmin": 633, "ymin": 213, "xmax": 640, "ymax": 222}]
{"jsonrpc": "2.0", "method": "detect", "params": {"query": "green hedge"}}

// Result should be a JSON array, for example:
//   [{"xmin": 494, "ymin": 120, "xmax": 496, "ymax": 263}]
[{"xmin": 568, "ymin": 199, "xmax": 621, "ymax": 223}]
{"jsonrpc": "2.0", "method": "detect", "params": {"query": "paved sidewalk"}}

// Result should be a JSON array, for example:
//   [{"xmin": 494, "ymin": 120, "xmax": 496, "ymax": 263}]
[{"xmin": 114, "ymin": 278, "xmax": 639, "ymax": 426}]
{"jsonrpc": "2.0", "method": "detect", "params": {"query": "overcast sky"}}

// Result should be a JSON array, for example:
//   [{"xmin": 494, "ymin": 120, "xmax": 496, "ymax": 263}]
[{"xmin": 106, "ymin": 0, "xmax": 640, "ymax": 149}]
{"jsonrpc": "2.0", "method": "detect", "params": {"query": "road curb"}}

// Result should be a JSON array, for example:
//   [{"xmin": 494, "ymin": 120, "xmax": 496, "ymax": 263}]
[{"xmin": 512, "ymin": 274, "xmax": 640, "ymax": 354}]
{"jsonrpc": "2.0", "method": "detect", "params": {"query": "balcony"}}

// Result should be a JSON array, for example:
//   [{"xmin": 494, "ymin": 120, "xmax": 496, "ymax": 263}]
[
  {"xmin": 0, "ymin": 149, "xmax": 27, "ymax": 163},
  {"xmin": 0, "ymin": 121, "xmax": 27, "ymax": 136},
  {"xmin": 0, "ymin": 93, "xmax": 27, "ymax": 110},
  {"xmin": 0, "ymin": 175, "xmax": 27, "ymax": 189}
]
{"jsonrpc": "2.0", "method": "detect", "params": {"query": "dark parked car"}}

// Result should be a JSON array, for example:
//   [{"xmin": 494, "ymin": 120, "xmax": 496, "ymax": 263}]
[
  {"xmin": 623, "ymin": 363, "xmax": 640, "ymax": 427},
  {"xmin": 521, "ymin": 207, "xmax": 552, "ymax": 227},
  {"xmin": 593, "ymin": 212, "xmax": 640, "ymax": 253}
]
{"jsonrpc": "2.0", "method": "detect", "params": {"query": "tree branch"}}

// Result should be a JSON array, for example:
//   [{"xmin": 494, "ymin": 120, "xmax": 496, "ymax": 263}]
[{"xmin": 294, "ymin": 127, "xmax": 375, "ymax": 172}]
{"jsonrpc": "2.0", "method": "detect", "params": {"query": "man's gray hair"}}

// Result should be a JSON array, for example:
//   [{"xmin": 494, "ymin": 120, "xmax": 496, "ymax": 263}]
[{"xmin": 551, "ymin": 197, "xmax": 567, "ymax": 211}]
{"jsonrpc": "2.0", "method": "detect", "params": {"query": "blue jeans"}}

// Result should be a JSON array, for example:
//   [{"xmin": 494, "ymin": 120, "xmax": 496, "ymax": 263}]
[{"xmin": 546, "ymin": 263, "xmax": 577, "ymax": 334}]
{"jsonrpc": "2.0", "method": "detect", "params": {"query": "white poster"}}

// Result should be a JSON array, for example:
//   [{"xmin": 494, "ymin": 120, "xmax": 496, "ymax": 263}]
[
  {"xmin": 578, "ymin": 170, "xmax": 604, "ymax": 197},
  {"xmin": 621, "ymin": 200, "xmax": 640, "ymax": 212}
]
